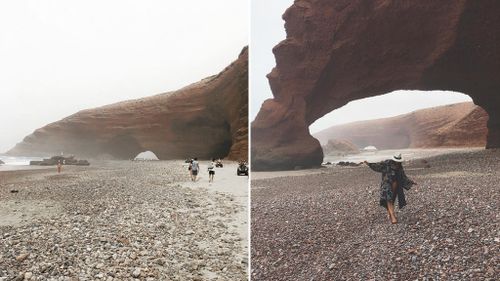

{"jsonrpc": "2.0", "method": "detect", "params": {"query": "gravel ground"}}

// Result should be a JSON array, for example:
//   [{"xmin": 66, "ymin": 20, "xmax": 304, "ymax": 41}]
[
  {"xmin": 0, "ymin": 161, "xmax": 247, "ymax": 280},
  {"xmin": 251, "ymin": 149, "xmax": 500, "ymax": 280}
]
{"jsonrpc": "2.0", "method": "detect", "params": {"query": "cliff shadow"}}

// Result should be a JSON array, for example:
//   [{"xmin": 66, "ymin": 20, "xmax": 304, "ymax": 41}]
[{"xmin": 103, "ymin": 134, "xmax": 144, "ymax": 160}]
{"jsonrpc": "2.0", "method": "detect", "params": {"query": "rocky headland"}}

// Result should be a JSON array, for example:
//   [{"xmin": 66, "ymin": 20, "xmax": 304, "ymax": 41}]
[
  {"xmin": 252, "ymin": 0, "xmax": 500, "ymax": 170},
  {"xmin": 8, "ymin": 47, "xmax": 248, "ymax": 161}
]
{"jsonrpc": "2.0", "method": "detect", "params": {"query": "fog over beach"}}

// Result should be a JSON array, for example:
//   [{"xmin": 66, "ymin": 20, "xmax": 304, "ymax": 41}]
[
  {"xmin": 0, "ymin": 1, "xmax": 249, "ymax": 279},
  {"xmin": 0, "ymin": 0, "xmax": 248, "ymax": 153}
]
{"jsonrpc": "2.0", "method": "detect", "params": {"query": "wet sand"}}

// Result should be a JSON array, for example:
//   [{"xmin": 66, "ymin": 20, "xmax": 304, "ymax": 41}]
[
  {"xmin": 251, "ymin": 149, "xmax": 500, "ymax": 280},
  {"xmin": 0, "ymin": 160, "xmax": 248, "ymax": 280}
]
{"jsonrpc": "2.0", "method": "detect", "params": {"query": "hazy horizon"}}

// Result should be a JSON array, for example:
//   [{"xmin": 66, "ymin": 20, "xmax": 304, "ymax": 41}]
[
  {"xmin": 312, "ymin": 97, "xmax": 475, "ymax": 135},
  {"xmin": 0, "ymin": 0, "xmax": 248, "ymax": 153},
  {"xmin": 251, "ymin": 0, "xmax": 472, "ymax": 133},
  {"xmin": 309, "ymin": 90, "xmax": 472, "ymax": 134}
]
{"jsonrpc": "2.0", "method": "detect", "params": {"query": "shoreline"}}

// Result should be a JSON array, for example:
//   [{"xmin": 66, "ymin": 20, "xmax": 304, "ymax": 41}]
[
  {"xmin": 251, "ymin": 147, "xmax": 484, "ymax": 180},
  {"xmin": 0, "ymin": 160, "xmax": 248, "ymax": 280},
  {"xmin": 179, "ymin": 161, "xmax": 249, "ymax": 270}
]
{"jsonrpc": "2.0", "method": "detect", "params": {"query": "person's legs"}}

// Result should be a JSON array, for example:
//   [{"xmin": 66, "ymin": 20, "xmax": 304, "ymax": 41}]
[
  {"xmin": 388, "ymin": 181, "xmax": 399, "ymax": 224},
  {"xmin": 387, "ymin": 201, "xmax": 397, "ymax": 224}
]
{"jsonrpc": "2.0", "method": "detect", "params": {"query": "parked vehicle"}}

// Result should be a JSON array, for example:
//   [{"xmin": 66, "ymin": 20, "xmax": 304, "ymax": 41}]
[{"xmin": 237, "ymin": 162, "xmax": 248, "ymax": 176}]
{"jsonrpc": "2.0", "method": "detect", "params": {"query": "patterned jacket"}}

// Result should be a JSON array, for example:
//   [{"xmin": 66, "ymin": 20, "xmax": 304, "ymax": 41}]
[{"xmin": 368, "ymin": 160, "xmax": 415, "ymax": 208}]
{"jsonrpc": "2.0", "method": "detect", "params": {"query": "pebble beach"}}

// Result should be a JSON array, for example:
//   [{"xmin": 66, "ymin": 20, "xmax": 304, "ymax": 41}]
[
  {"xmin": 251, "ymin": 149, "xmax": 499, "ymax": 280},
  {"xmin": 0, "ymin": 161, "xmax": 248, "ymax": 280}
]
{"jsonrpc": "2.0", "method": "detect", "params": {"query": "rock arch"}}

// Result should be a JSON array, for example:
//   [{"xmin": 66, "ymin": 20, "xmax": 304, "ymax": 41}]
[
  {"xmin": 7, "ymin": 47, "xmax": 248, "ymax": 161},
  {"xmin": 252, "ymin": 0, "xmax": 500, "ymax": 170}
]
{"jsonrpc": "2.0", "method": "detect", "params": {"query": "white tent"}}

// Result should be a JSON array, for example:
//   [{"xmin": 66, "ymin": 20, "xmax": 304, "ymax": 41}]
[
  {"xmin": 363, "ymin": 145, "xmax": 378, "ymax": 151},
  {"xmin": 134, "ymin": 151, "xmax": 159, "ymax": 161}
]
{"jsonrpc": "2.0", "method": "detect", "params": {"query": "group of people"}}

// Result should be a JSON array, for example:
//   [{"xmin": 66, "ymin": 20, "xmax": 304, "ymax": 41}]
[{"xmin": 187, "ymin": 158, "xmax": 218, "ymax": 183}]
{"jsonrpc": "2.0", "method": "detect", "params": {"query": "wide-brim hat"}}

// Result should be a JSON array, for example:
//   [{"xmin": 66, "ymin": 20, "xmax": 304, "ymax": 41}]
[{"xmin": 392, "ymin": 153, "xmax": 404, "ymax": 162}]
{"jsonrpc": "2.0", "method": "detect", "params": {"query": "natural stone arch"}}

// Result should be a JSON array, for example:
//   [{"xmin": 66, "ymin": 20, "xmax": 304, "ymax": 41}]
[{"xmin": 252, "ymin": 0, "xmax": 500, "ymax": 170}]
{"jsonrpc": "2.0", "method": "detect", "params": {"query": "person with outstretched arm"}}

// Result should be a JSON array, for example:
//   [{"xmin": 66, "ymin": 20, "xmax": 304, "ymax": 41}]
[{"xmin": 363, "ymin": 154, "xmax": 416, "ymax": 224}]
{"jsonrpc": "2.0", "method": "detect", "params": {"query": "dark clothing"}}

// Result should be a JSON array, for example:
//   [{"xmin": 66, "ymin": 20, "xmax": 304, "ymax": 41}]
[{"xmin": 368, "ymin": 160, "xmax": 414, "ymax": 209}]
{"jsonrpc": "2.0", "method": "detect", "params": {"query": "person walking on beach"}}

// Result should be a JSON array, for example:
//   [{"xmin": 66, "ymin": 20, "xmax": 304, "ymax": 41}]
[
  {"xmin": 363, "ymin": 154, "xmax": 416, "ymax": 224},
  {"xmin": 57, "ymin": 160, "xmax": 62, "ymax": 173},
  {"xmin": 208, "ymin": 159, "xmax": 215, "ymax": 183},
  {"xmin": 188, "ymin": 159, "xmax": 193, "ymax": 178},
  {"xmin": 191, "ymin": 158, "xmax": 200, "ymax": 182}
]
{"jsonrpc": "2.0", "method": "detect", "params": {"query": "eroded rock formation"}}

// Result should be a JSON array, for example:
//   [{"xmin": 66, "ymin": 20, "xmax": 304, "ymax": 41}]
[
  {"xmin": 322, "ymin": 139, "xmax": 359, "ymax": 156},
  {"xmin": 8, "ymin": 47, "xmax": 248, "ymax": 160},
  {"xmin": 252, "ymin": 0, "xmax": 500, "ymax": 170},
  {"xmin": 315, "ymin": 102, "xmax": 487, "ymax": 150}
]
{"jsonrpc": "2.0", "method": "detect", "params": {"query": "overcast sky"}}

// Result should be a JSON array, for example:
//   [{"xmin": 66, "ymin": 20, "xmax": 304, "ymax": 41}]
[
  {"xmin": 250, "ymin": 0, "xmax": 472, "ymax": 133},
  {"xmin": 0, "ymin": 0, "xmax": 248, "ymax": 153}
]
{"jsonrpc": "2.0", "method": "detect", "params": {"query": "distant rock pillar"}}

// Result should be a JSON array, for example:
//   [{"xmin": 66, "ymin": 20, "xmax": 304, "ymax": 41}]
[
  {"xmin": 473, "ymin": 94, "xmax": 500, "ymax": 149},
  {"xmin": 485, "ymin": 107, "xmax": 500, "ymax": 149}
]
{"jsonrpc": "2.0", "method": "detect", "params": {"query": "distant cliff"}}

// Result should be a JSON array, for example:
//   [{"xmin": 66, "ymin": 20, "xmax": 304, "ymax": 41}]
[
  {"xmin": 8, "ymin": 47, "xmax": 248, "ymax": 160},
  {"xmin": 314, "ymin": 102, "xmax": 487, "ymax": 150}
]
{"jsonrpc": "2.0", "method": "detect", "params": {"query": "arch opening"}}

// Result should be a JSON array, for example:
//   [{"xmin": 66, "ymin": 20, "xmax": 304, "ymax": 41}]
[
  {"xmin": 134, "ymin": 150, "xmax": 160, "ymax": 161},
  {"xmin": 310, "ymin": 90, "xmax": 488, "ymax": 164}
]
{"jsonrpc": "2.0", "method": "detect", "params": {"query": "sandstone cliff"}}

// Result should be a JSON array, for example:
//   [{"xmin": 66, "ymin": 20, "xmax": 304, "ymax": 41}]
[
  {"xmin": 252, "ymin": 0, "xmax": 500, "ymax": 170},
  {"xmin": 8, "ymin": 47, "xmax": 248, "ymax": 160},
  {"xmin": 315, "ymin": 102, "xmax": 487, "ymax": 150}
]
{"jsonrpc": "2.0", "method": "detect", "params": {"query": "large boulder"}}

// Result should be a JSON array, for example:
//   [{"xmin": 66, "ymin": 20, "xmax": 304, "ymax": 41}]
[
  {"xmin": 252, "ymin": 1, "xmax": 500, "ymax": 170},
  {"xmin": 30, "ymin": 155, "xmax": 90, "ymax": 166},
  {"xmin": 322, "ymin": 139, "xmax": 359, "ymax": 156}
]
